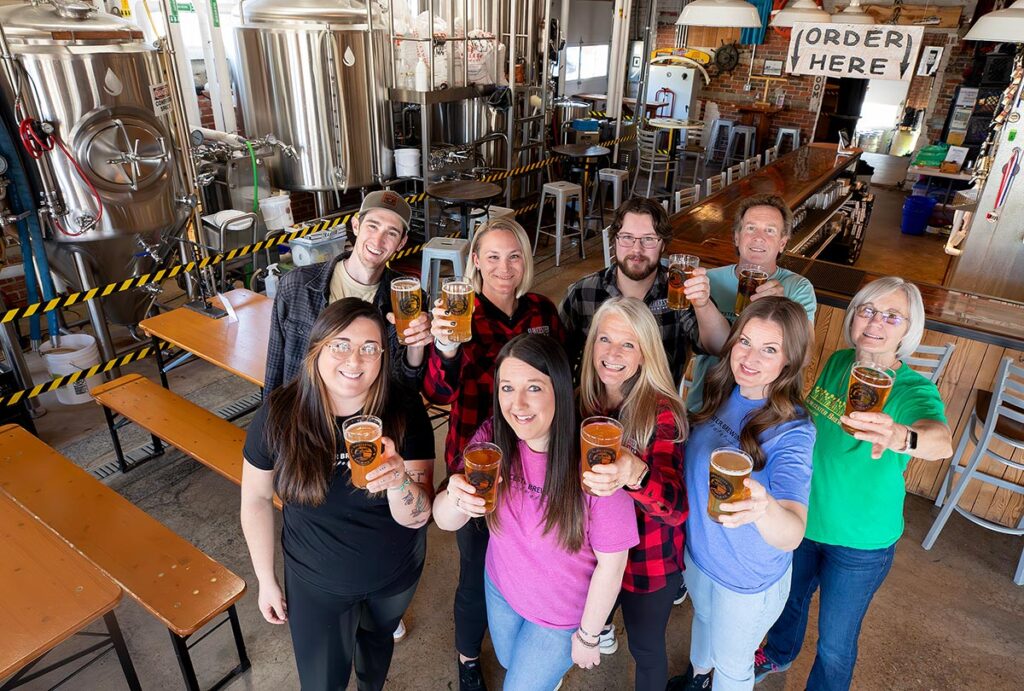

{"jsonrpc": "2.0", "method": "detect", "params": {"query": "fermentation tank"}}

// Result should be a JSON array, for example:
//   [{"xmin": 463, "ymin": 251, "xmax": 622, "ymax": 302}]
[{"xmin": 234, "ymin": 0, "xmax": 392, "ymax": 192}]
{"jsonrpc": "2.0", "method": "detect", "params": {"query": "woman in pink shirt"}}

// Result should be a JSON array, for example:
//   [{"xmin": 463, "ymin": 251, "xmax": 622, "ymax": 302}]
[{"xmin": 434, "ymin": 334, "xmax": 639, "ymax": 691}]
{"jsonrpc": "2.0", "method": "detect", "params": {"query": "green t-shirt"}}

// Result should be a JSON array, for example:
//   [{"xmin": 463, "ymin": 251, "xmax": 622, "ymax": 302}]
[
  {"xmin": 686, "ymin": 264, "xmax": 817, "ymax": 411},
  {"xmin": 803, "ymin": 348, "xmax": 947, "ymax": 549}
]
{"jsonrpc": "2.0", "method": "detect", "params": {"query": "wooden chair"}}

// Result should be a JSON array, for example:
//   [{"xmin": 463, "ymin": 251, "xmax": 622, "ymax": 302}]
[
  {"xmin": 674, "ymin": 184, "xmax": 701, "ymax": 214},
  {"xmin": 705, "ymin": 172, "xmax": 726, "ymax": 197},
  {"xmin": 745, "ymin": 154, "xmax": 761, "ymax": 173},
  {"xmin": 0, "ymin": 424, "xmax": 250, "ymax": 690},
  {"xmin": 92, "ymin": 373, "xmax": 281, "ymax": 509},
  {"xmin": 726, "ymin": 163, "xmax": 746, "ymax": 185}
]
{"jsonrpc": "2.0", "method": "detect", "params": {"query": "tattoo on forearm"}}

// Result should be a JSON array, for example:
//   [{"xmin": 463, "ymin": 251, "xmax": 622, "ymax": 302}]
[
  {"xmin": 402, "ymin": 491, "xmax": 414, "ymax": 506},
  {"xmin": 406, "ymin": 469, "xmax": 427, "ymax": 484},
  {"xmin": 410, "ymin": 490, "xmax": 428, "ymax": 518}
]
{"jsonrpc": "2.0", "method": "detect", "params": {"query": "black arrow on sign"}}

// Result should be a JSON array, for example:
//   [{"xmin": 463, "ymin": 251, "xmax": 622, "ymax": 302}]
[
  {"xmin": 791, "ymin": 29, "xmax": 803, "ymax": 72},
  {"xmin": 900, "ymin": 34, "xmax": 913, "ymax": 78}
]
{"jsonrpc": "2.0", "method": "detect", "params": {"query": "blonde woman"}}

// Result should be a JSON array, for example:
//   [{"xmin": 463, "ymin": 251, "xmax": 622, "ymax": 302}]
[
  {"xmin": 579, "ymin": 297, "xmax": 689, "ymax": 691},
  {"xmin": 424, "ymin": 218, "xmax": 565, "ymax": 690}
]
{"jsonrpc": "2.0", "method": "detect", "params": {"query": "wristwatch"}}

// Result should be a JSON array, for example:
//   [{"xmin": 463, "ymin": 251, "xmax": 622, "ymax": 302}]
[
  {"xmin": 901, "ymin": 426, "xmax": 919, "ymax": 453},
  {"xmin": 626, "ymin": 463, "xmax": 650, "ymax": 491}
]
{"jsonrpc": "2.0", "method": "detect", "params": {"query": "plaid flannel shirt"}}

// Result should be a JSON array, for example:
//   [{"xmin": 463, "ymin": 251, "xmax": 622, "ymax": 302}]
[
  {"xmin": 264, "ymin": 252, "xmax": 424, "ymax": 392},
  {"xmin": 424, "ymin": 293, "xmax": 566, "ymax": 472},
  {"xmin": 558, "ymin": 264, "xmax": 703, "ymax": 385},
  {"xmin": 622, "ymin": 399, "xmax": 688, "ymax": 593}
]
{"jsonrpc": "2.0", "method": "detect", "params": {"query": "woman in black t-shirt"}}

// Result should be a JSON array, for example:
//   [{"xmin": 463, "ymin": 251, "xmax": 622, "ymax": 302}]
[{"xmin": 241, "ymin": 297, "xmax": 435, "ymax": 690}]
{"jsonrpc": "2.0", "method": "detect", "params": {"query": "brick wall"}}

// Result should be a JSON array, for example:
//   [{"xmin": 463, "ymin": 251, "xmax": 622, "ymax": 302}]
[
  {"xmin": 926, "ymin": 39, "xmax": 975, "ymax": 143},
  {"xmin": 0, "ymin": 276, "xmax": 28, "ymax": 309}
]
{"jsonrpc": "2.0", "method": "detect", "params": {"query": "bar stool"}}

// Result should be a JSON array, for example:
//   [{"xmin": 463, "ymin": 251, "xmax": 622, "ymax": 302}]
[
  {"xmin": 725, "ymin": 125, "xmax": 756, "ymax": 165},
  {"xmin": 704, "ymin": 119, "xmax": 734, "ymax": 166},
  {"xmin": 763, "ymin": 146, "xmax": 779, "ymax": 164},
  {"xmin": 922, "ymin": 357, "xmax": 1024, "ymax": 585},
  {"xmin": 775, "ymin": 127, "xmax": 801, "ymax": 154},
  {"xmin": 674, "ymin": 184, "xmax": 701, "ymax": 213},
  {"xmin": 420, "ymin": 236, "xmax": 469, "ymax": 304},
  {"xmin": 467, "ymin": 205, "xmax": 516, "ymax": 240},
  {"xmin": 745, "ymin": 155, "xmax": 761, "ymax": 173},
  {"xmin": 726, "ymin": 163, "xmax": 746, "ymax": 185},
  {"xmin": 631, "ymin": 127, "xmax": 672, "ymax": 200},
  {"xmin": 705, "ymin": 172, "xmax": 726, "ymax": 197},
  {"xmin": 534, "ymin": 181, "xmax": 585, "ymax": 267},
  {"xmin": 598, "ymin": 168, "xmax": 630, "ymax": 211},
  {"xmin": 906, "ymin": 343, "xmax": 956, "ymax": 385}
]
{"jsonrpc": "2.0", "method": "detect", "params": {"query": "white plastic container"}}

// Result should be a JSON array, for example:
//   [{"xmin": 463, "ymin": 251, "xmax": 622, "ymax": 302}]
[
  {"xmin": 415, "ymin": 57, "xmax": 429, "ymax": 91},
  {"xmin": 290, "ymin": 229, "xmax": 347, "ymax": 266},
  {"xmin": 394, "ymin": 148, "xmax": 421, "ymax": 178},
  {"xmin": 259, "ymin": 193, "xmax": 294, "ymax": 231},
  {"xmin": 39, "ymin": 334, "xmax": 102, "ymax": 406}
]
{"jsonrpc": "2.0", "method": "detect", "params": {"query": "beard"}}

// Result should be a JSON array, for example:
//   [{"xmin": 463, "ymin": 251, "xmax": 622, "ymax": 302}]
[{"xmin": 616, "ymin": 253, "xmax": 659, "ymax": 281}]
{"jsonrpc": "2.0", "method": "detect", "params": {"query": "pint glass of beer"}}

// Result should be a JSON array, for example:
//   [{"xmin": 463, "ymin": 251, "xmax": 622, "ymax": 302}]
[
  {"xmin": 734, "ymin": 263, "xmax": 769, "ymax": 314},
  {"xmin": 580, "ymin": 416, "xmax": 624, "ymax": 496},
  {"xmin": 342, "ymin": 415, "xmax": 384, "ymax": 489},
  {"xmin": 463, "ymin": 441, "xmax": 502, "ymax": 514},
  {"xmin": 708, "ymin": 447, "xmax": 753, "ymax": 522},
  {"xmin": 841, "ymin": 361, "xmax": 896, "ymax": 435},
  {"xmin": 442, "ymin": 278, "xmax": 475, "ymax": 343},
  {"xmin": 390, "ymin": 277, "xmax": 422, "ymax": 345},
  {"xmin": 668, "ymin": 254, "xmax": 700, "ymax": 310}
]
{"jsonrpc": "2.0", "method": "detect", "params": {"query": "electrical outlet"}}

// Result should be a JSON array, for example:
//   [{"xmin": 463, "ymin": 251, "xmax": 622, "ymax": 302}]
[{"xmin": 743, "ymin": 83, "xmax": 752, "ymax": 91}]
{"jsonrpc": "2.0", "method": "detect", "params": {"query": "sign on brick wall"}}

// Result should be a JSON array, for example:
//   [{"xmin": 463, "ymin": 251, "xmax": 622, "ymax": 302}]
[{"xmin": 786, "ymin": 23, "xmax": 924, "ymax": 81}]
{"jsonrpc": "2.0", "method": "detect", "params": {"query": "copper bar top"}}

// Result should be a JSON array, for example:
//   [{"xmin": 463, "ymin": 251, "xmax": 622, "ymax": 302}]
[{"xmin": 666, "ymin": 143, "xmax": 1024, "ymax": 348}]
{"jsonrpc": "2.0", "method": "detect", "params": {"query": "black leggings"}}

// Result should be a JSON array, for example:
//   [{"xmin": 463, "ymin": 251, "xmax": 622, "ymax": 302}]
[
  {"xmin": 611, "ymin": 571, "xmax": 682, "ymax": 691},
  {"xmin": 454, "ymin": 517, "xmax": 490, "ymax": 658},
  {"xmin": 285, "ymin": 566, "xmax": 420, "ymax": 691}
]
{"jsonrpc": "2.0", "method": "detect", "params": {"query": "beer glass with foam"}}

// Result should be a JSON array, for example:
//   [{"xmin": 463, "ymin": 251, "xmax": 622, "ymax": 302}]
[
  {"xmin": 580, "ymin": 416, "xmax": 624, "ymax": 496},
  {"xmin": 708, "ymin": 447, "xmax": 753, "ymax": 522},
  {"xmin": 343, "ymin": 415, "xmax": 384, "ymax": 489}
]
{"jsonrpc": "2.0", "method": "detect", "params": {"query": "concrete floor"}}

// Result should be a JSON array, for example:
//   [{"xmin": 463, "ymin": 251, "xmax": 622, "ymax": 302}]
[{"xmin": 11, "ymin": 185, "xmax": 1016, "ymax": 690}]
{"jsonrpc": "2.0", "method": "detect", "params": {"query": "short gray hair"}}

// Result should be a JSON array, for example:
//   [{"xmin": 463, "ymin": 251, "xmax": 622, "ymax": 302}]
[
  {"xmin": 464, "ymin": 218, "xmax": 534, "ymax": 298},
  {"xmin": 843, "ymin": 277, "xmax": 925, "ymax": 360}
]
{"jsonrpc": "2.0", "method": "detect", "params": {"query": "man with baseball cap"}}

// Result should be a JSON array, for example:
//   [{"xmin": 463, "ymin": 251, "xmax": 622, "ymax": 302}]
[{"xmin": 265, "ymin": 189, "xmax": 431, "ymax": 393}]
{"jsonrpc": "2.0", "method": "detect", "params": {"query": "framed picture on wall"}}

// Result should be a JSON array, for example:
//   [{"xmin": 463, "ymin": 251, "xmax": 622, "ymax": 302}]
[
  {"xmin": 917, "ymin": 47, "xmax": 943, "ymax": 77},
  {"xmin": 763, "ymin": 60, "xmax": 783, "ymax": 77}
]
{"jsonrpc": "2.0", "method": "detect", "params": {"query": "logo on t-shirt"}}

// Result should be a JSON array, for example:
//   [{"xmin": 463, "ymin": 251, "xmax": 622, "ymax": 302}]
[
  {"xmin": 649, "ymin": 298, "xmax": 669, "ymax": 315},
  {"xmin": 586, "ymin": 446, "xmax": 616, "ymax": 468},
  {"xmin": 348, "ymin": 441, "xmax": 378, "ymax": 466}
]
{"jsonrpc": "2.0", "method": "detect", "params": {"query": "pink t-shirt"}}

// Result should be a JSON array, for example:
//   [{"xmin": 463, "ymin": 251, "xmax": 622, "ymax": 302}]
[{"xmin": 473, "ymin": 421, "xmax": 639, "ymax": 630}]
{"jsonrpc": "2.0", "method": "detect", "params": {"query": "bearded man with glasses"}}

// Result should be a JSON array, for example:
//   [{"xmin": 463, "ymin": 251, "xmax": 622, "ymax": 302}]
[{"xmin": 559, "ymin": 197, "xmax": 730, "ymax": 385}]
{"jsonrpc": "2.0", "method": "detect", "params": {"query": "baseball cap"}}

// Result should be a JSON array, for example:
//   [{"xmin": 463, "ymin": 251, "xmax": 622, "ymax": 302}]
[{"xmin": 358, "ymin": 190, "xmax": 411, "ymax": 231}]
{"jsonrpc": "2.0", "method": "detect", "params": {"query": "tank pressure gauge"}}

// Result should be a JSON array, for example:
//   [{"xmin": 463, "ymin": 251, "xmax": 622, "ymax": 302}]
[{"xmin": 0, "ymin": 154, "xmax": 8, "ymax": 176}]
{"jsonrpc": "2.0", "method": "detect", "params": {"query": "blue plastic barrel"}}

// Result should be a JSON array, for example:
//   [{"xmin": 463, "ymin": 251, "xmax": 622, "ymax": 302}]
[{"xmin": 901, "ymin": 195, "xmax": 937, "ymax": 235}]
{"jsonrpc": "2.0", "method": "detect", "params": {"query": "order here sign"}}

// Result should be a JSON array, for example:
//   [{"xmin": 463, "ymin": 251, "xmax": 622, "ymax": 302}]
[{"xmin": 786, "ymin": 22, "xmax": 924, "ymax": 81}]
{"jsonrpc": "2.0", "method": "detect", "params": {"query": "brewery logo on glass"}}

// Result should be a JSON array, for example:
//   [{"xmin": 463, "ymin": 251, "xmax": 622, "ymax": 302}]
[
  {"xmin": 847, "ymin": 382, "xmax": 879, "ymax": 411},
  {"xmin": 587, "ymin": 446, "xmax": 616, "ymax": 468},
  {"xmin": 348, "ymin": 441, "xmax": 378, "ymax": 466},
  {"xmin": 447, "ymin": 293, "xmax": 470, "ymax": 315},
  {"xmin": 397, "ymin": 291, "xmax": 420, "ymax": 316},
  {"xmin": 467, "ymin": 470, "xmax": 495, "ymax": 492},
  {"xmin": 709, "ymin": 472, "xmax": 734, "ymax": 500},
  {"xmin": 668, "ymin": 267, "xmax": 685, "ymax": 289}
]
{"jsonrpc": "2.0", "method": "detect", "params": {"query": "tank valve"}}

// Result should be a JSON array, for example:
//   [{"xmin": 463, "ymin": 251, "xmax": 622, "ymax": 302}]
[{"xmin": 75, "ymin": 213, "xmax": 97, "ymax": 231}]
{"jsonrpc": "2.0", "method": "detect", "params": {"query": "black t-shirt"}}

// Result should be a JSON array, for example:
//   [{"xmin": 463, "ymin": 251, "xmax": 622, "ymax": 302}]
[{"xmin": 244, "ymin": 384, "xmax": 435, "ymax": 596}]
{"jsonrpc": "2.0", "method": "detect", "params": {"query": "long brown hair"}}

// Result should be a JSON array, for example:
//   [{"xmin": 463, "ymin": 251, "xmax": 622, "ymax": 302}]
[
  {"xmin": 691, "ymin": 297, "xmax": 812, "ymax": 470},
  {"xmin": 487, "ymin": 334, "xmax": 585, "ymax": 552},
  {"xmin": 579, "ymin": 297, "xmax": 687, "ymax": 449},
  {"xmin": 264, "ymin": 298, "xmax": 403, "ymax": 505}
]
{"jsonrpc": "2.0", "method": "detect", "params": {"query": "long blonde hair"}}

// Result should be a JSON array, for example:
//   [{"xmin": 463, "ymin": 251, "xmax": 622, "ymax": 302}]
[{"xmin": 579, "ymin": 297, "xmax": 687, "ymax": 450}]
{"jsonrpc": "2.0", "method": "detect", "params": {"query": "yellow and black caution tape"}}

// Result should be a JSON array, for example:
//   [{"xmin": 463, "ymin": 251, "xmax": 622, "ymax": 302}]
[{"xmin": 0, "ymin": 342, "xmax": 164, "ymax": 407}]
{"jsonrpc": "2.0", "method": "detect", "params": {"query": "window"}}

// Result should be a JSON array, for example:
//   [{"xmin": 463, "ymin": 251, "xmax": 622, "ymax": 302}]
[{"xmin": 565, "ymin": 44, "xmax": 610, "ymax": 82}]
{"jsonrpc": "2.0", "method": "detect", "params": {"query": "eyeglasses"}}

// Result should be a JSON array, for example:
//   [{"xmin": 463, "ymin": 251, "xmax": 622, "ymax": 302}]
[
  {"xmin": 856, "ymin": 305, "xmax": 907, "ymax": 326},
  {"xmin": 324, "ymin": 341, "xmax": 384, "ymax": 360},
  {"xmin": 615, "ymin": 234, "xmax": 662, "ymax": 249}
]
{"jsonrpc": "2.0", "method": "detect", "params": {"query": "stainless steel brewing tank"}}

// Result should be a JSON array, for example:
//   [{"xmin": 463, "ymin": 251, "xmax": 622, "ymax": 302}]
[
  {"xmin": 0, "ymin": 1, "xmax": 187, "ymax": 242},
  {"xmin": 235, "ymin": 0, "xmax": 392, "ymax": 192}
]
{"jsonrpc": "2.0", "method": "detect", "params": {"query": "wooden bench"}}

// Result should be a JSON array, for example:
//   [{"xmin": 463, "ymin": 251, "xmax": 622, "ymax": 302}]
[
  {"xmin": 91, "ymin": 373, "xmax": 281, "ymax": 510},
  {"xmin": 0, "ymin": 424, "xmax": 250, "ymax": 691}
]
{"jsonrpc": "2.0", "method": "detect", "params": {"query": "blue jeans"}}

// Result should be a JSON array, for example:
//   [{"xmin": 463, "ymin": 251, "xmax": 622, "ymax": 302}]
[
  {"xmin": 484, "ymin": 572, "xmax": 573, "ymax": 691},
  {"xmin": 763, "ymin": 538, "xmax": 895, "ymax": 691},
  {"xmin": 684, "ymin": 550, "xmax": 791, "ymax": 691}
]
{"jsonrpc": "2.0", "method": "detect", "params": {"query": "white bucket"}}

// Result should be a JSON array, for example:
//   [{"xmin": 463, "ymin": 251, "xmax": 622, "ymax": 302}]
[
  {"xmin": 40, "ymin": 334, "xmax": 102, "ymax": 406},
  {"xmin": 259, "ymin": 193, "xmax": 294, "ymax": 231},
  {"xmin": 394, "ymin": 148, "xmax": 420, "ymax": 178}
]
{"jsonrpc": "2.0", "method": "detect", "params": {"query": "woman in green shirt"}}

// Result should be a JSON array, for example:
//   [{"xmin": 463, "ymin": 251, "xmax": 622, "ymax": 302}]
[{"xmin": 754, "ymin": 277, "xmax": 952, "ymax": 691}]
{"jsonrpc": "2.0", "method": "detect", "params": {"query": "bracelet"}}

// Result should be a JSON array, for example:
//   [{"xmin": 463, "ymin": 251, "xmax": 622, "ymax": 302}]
[
  {"xmin": 574, "ymin": 631, "xmax": 599, "ymax": 648},
  {"xmin": 577, "ymin": 624, "xmax": 600, "ymax": 640},
  {"xmin": 387, "ymin": 475, "xmax": 412, "ymax": 493}
]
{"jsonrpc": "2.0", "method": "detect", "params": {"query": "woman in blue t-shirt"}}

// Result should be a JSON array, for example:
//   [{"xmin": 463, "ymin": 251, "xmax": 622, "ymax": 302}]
[
  {"xmin": 240, "ymin": 298, "xmax": 436, "ymax": 690},
  {"xmin": 670, "ymin": 297, "xmax": 816, "ymax": 691}
]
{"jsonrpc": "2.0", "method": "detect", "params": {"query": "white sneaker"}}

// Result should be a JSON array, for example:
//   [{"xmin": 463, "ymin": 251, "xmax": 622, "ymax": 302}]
[
  {"xmin": 392, "ymin": 618, "xmax": 407, "ymax": 642},
  {"xmin": 598, "ymin": 624, "xmax": 618, "ymax": 654}
]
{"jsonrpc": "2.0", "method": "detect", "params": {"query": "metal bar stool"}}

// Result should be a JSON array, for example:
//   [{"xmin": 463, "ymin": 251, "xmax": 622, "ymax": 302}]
[
  {"xmin": 631, "ymin": 127, "xmax": 672, "ymax": 200},
  {"xmin": 420, "ymin": 237, "xmax": 469, "ymax": 305},
  {"xmin": 704, "ymin": 119, "xmax": 734, "ymax": 167},
  {"xmin": 922, "ymin": 357, "xmax": 1024, "ymax": 585},
  {"xmin": 775, "ymin": 127, "xmax": 801, "ymax": 155},
  {"xmin": 724, "ymin": 125, "xmax": 756, "ymax": 166},
  {"xmin": 598, "ymin": 168, "xmax": 630, "ymax": 211},
  {"xmin": 534, "ymin": 181, "xmax": 584, "ymax": 267}
]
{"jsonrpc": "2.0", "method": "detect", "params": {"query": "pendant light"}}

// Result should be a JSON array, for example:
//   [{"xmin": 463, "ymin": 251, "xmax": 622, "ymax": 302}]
[
  {"xmin": 835, "ymin": 0, "xmax": 876, "ymax": 25},
  {"xmin": 965, "ymin": 0, "xmax": 1024, "ymax": 42},
  {"xmin": 675, "ymin": 0, "xmax": 764, "ymax": 28},
  {"xmin": 771, "ymin": 0, "xmax": 832, "ymax": 27}
]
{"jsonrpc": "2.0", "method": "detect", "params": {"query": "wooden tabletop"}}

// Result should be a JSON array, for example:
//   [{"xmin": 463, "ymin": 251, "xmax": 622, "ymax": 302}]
[
  {"xmin": 426, "ymin": 180, "xmax": 504, "ymax": 204},
  {"xmin": 140, "ymin": 288, "xmax": 272, "ymax": 387},
  {"xmin": 648, "ymin": 118, "xmax": 703, "ymax": 130},
  {"xmin": 552, "ymin": 144, "xmax": 612, "ymax": 158},
  {"xmin": 0, "ymin": 492, "xmax": 122, "ymax": 679},
  {"xmin": 665, "ymin": 143, "xmax": 1024, "ymax": 348}
]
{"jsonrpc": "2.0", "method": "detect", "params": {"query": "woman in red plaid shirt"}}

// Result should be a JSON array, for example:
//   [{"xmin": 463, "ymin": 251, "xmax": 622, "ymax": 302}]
[
  {"xmin": 579, "ymin": 297, "xmax": 689, "ymax": 691},
  {"xmin": 425, "ymin": 218, "xmax": 565, "ymax": 691}
]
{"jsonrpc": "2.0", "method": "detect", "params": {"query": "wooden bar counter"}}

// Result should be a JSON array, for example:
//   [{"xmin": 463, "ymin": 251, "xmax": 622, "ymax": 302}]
[{"xmin": 668, "ymin": 143, "xmax": 1024, "ymax": 529}]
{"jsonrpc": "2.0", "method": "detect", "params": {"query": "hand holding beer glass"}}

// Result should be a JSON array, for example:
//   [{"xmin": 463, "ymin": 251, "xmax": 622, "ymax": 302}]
[
  {"xmin": 734, "ymin": 263, "xmax": 769, "ymax": 314},
  {"xmin": 461, "ymin": 441, "xmax": 502, "ymax": 514},
  {"xmin": 389, "ymin": 277, "xmax": 423, "ymax": 346},
  {"xmin": 840, "ymin": 361, "xmax": 895, "ymax": 436},
  {"xmin": 707, "ymin": 447, "xmax": 754, "ymax": 523},
  {"xmin": 667, "ymin": 254, "xmax": 700, "ymax": 310},
  {"xmin": 580, "ymin": 416, "xmax": 624, "ymax": 496},
  {"xmin": 441, "ymin": 278, "xmax": 475, "ymax": 343},
  {"xmin": 343, "ymin": 415, "xmax": 385, "ymax": 489}
]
